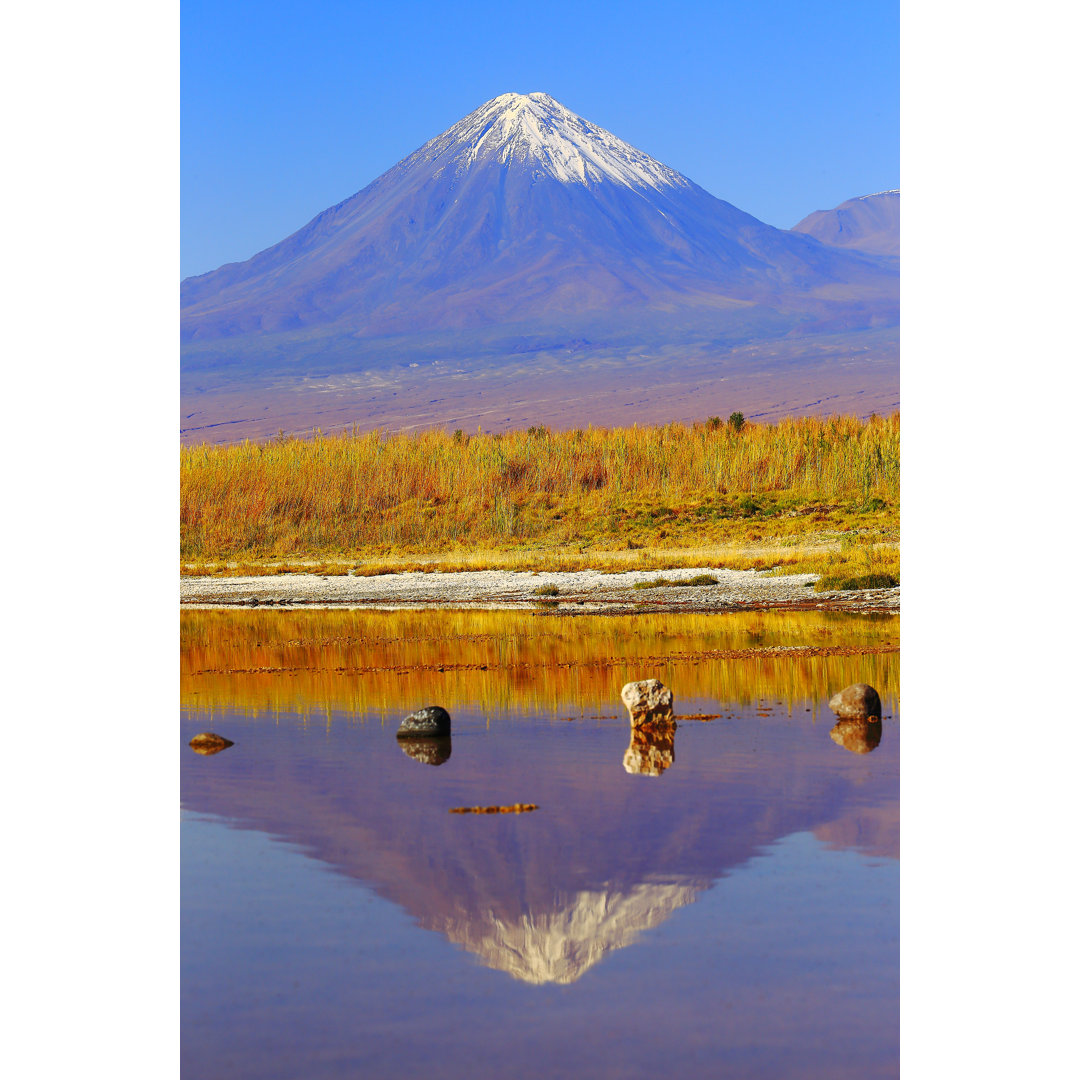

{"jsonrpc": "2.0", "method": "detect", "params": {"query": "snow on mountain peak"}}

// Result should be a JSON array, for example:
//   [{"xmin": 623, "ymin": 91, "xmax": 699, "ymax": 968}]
[{"xmin": 412, "ymin": 92, "xmax": 689, "ymax": 191}]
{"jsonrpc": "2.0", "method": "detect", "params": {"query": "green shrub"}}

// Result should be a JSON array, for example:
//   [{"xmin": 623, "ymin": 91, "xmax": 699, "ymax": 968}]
[
  {"xmin": 634, "ymin": 574, "xmax": 718, "ymax": 590},
  {"xmin": 633, "ymin": 577, "xmax": 675, "ymax": 590},
  {"xmin": 816, "ymin": 572, "xmax": 898, "ymax": 592},
  {"xmin": 728, "ymin": 411, "xmax": 746, "ymax": 432}
]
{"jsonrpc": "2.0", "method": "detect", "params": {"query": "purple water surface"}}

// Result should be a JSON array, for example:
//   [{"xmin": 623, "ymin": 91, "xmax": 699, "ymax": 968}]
[{"xmin": 182, "ymin": 679, "xmax": 898, "ymax": 1079}]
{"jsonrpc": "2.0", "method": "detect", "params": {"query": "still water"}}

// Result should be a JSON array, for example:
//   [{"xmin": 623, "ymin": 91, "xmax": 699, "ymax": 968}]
[{"xmin": 182, "ymin": 609, "xmax": 899, "ymax": 1079}]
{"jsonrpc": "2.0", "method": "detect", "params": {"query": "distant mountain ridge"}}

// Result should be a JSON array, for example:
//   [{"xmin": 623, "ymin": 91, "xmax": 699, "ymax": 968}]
[
  {"xmin": 791, "ymin": 190, "xmax": 899, "ymax": 256},
  {"xmin": 181, "ymin": 93, "xmax": 899, "ymax": 442}
]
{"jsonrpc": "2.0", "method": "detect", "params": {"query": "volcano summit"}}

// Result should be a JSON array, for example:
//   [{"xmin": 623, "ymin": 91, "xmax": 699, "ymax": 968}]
[{"xmin": 181, "ymin": 92, "xmax": 898, "ymax": 442}]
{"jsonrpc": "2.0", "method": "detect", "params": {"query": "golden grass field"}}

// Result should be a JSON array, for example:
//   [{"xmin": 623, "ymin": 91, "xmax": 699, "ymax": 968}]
[{"xmin": 181, "ymin": 414, "xmax": 899, "ymax": 589}]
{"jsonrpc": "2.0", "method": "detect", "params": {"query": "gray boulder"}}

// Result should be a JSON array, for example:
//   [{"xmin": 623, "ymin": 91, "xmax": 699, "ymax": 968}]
[
  {"xmin": 828, "ymin": 683, "xmax": 882, "ymax": 719},
  {"xmin": 620, "ymin": 679, "xmax": 674, "ymax": 725},
  {"xmin": 397, "ymin": 705, "xmax": 452, "ymax": 738}
]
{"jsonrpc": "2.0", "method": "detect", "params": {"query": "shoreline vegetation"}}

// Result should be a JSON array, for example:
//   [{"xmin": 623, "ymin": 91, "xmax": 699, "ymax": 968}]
[{"xmin": 181, "ymin": 413, "xmax": 898, "ymax": 593}]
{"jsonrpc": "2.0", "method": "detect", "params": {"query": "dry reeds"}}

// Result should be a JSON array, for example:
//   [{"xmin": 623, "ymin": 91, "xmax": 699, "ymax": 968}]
[{"xmin": 181, "ymin": 414, "xmax": 899, "ymax": 562}]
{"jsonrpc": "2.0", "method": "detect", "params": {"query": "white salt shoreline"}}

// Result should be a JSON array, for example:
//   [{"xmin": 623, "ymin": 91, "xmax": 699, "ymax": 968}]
[{"xmin": 180, "ymin": 566, "xmax": 899, "ymax": 614}]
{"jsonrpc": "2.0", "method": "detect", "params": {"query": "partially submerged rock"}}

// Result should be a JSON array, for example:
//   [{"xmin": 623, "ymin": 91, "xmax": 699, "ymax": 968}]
[
  {"xmin": 399, "ymin": 736, "xmax": 452, "ymax": 766},
  {"xmin": 397, "ymin": 705, "xmax": 451, "ymax": 738},
  {"xmin": 620, "ymin": 679, "xmax": 674, "ymax": 725},
  {"xmin": 828, "ymin": 683, "xmax": 882, "ymax": 719},
  {"xmin": 188, "ymin": 732, "xmax": 234, "ymax": 756},
  {"xmin": 830, "ymin": 717, "xmax": 883, "ymax": 755},
  {"xmin": 623, "ymin": 723, "xmax": 676, "ymax": 777}
]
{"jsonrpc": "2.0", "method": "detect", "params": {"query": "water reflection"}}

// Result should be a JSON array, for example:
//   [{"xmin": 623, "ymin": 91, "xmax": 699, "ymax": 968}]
[
  {"xmin": 181, "ymin": 608, "xmax": 899, "ymax": 719},
  {"xmin": 623, "ymin": 721, "xmax": 677, "ymax": 776},
  {"xmin": 182, "ymin": 609, "xmax": 898, "ymax": 989},
  {"xmin": 187, "ymin": 732, "xmax": 234, "ymax": 756},
  {"xmin": 436, "ymin": 882, "xmax": 701, "ymax": 984},
  {"xmin": 183, "ymin": 609, "xmax": 899, "ymax": 1079},
  {"xmin": 830, "ymin": 717, "xmax": 883, "ymax": 754},
  {"xmin": 182, "ymin": 712, "xmax": 897, "ymax": 986},
  {"xmin": 399, "ymin": 736, "xmax": 452, "ymax": 766}
]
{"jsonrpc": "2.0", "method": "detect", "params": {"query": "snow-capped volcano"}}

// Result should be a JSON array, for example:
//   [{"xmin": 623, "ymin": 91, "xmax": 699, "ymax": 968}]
[
  {"xmin": 414, "ymin": 91, "xmax": 689, "ymax": 190},
  {"xmin": 181, "ymin": 92, "xmax": 898, "ymax": 441}
]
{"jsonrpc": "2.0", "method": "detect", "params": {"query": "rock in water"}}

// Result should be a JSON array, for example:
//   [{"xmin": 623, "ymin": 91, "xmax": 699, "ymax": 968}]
[
  {"xmin": 829, "ymin": 718, "xmax": 883, "ymax": 754},
  {"xmin": 828, "ymin": 683, "xmax": 882, "ymax": 719},
  {"xmin": 620, "ymin": 679, "xmax": 674, "ymax": 725},
  {"xmin": 397, "ymin": 705, "xmax": 452, "ymax": 738},
  {"xmin": 399, "ymin": 736, "xmax": 452, "ymax": 766},
  {"xmin": 188, "ymin": 732, "xmax": 234, "ymax": 756}
]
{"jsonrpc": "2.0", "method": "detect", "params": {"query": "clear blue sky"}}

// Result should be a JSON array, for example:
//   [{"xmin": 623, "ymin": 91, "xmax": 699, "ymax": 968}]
[{"xmin": 182, "ymin": 0, "xmax": 898, "ymax": 278}]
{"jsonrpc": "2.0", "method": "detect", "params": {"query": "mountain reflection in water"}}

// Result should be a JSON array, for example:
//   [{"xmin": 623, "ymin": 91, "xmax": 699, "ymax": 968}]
[
  {"xmin": 182, "ymin": 608, "xmax": 897, "ymax": 989},
  {"xmin": 440, "ymin": 882, "xmax": 702, "ymax": 984},
  {"xmin": 182, "ymin": 703, "xmax": 896, "ymax": 987},
  {"xmin": 182, "ymin": 609, "xmax": 898, "ymax": 1078}
]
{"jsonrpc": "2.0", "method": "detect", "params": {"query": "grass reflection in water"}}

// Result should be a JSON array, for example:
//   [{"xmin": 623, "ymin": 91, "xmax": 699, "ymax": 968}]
[{"xmin": 182, "ymin": 607, "xmax": 898, "ymax": 720}]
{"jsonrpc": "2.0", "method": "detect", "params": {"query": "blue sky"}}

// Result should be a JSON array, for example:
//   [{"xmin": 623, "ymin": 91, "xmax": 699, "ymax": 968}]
[{"xmin": 182, "ymin": 0, "xmax": 898, "ymax": 278}]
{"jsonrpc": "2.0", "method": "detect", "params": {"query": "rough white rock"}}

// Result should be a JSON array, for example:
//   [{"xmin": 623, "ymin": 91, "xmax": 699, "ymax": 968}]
[
  {"xmin": 620, "ymin": 679, "xmax": 674, "ymax": 725},
  {"xmin": 828, "ymin": 683, "xmax": 882, "ymax": 719}
]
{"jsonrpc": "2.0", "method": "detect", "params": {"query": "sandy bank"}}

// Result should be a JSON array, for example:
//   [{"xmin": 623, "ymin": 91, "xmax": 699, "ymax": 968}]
[{"xmin": 180, "ymin": 566, "xmax": 899, "ymax": 614}]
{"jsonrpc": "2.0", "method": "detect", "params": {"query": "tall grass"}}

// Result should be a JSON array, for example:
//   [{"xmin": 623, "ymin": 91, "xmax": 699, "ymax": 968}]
[{"xmin": 181, "ymin": 414, "xmax": 899, "ymax": 561}]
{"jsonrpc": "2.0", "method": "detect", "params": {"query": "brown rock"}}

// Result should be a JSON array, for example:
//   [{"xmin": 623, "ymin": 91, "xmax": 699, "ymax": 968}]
[
  {"xmin": 188, "ymin": 732, "xmax": 234, "ymax": 756},
  {"xmin": 828, "ymin": 683, "xmax": 882, "ymax": 719},
  {"xmin": 620, "ymin": 679, "xmax": 674, "ymax": 725},
  {"xmin": 829, "ymin": 717, "xmax": 883, "ymax": 755}
]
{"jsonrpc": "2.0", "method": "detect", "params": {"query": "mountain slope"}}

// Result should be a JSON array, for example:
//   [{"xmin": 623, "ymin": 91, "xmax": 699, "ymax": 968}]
[
  {"xmin": 180, "ymin": 93, "xmax": 899, "ymax": 441},
  {"xmin": 182, "ymin": 93, "xmax": 894, "ymax": 343},
  {"xmin": 791, "ymin": 190, "xmax": 900, "ymax": 256}
]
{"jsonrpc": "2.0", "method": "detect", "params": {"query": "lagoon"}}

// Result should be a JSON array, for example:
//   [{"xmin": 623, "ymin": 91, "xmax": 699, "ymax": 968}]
[{"xmin": 182, "ymin": 608, "xmax": 898, "ymax": 1079}]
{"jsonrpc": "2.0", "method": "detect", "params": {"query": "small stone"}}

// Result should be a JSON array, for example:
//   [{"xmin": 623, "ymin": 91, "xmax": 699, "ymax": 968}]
[
  {"xmin": 620, "ymin": 679, "xmax": 674, "ymax": 725},
  {"xmin": 188, "ymin": 732, "xmax": 234, "ymax": 756},
  {"xmin": 828, "ymin": 683, "xmax": 882, "ymax": 719},
  {"xmin": 397, "ymin": 705, "xmax": 451, "ymax": 738}
]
